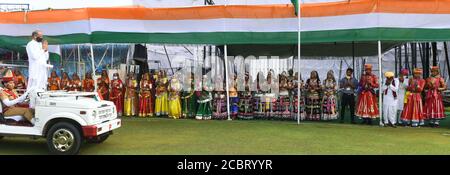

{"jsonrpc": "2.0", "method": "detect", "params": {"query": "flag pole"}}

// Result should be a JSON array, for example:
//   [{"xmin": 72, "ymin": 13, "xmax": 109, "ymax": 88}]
[
  {"xmin": 297, "ymin": 1, "xmax": 301, "ymax": 125},
  {"xmin": 378, "ymin": 40, "xmax": 383, "ymax": 126}
]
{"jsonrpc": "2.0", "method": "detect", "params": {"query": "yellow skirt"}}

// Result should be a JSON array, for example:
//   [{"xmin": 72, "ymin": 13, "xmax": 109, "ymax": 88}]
[
  {"xmin": 155, "ymin": 92, "xmax": 169, "ymax": 116},
  {"xmin": 124, "ymin": 97, "xmax": 136, "ymax": 116},
  {"xmin": 168, "ymin": 96, "xmax": 182, "ymax": 119}
]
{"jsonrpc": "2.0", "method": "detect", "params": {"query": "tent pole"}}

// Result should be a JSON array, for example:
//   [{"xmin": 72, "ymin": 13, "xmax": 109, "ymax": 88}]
[
  {"xmin": 352, "ymin": 41, "xmax": 355, "ymax": 77},
  {"xmin": 377, "ymin": 41, "xmax": 383, "ymax": 126},
  {"xmin": 444, "ymin": 42, "xmax": 450, "ymax": 80},
  {"xmin": 225, "ymin": 45, "xmax": 231, "ymax": 120},
  {"xmin": 111, "ymin": 44, "xmax": 114, "ymax": 69},
  {"xmin": 78, "ymin": 44, "xmax": 81, "ymax": 76},
  {"xmin": 394, "ymin": 46, "xmax": 398, "ymax": 76},
  {"xmin": 90, "ymin": 44, "xmax": 97, "ymax": 91},
  {"xmin": 297, "ymin": 1, "xmax": 301, "ymax": 125}
]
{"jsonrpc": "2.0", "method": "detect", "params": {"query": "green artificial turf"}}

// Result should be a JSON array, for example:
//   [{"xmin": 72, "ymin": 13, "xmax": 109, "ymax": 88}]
[{"xmin": 1, "ymin": 117, "xmax": 449, "ymax": 155}]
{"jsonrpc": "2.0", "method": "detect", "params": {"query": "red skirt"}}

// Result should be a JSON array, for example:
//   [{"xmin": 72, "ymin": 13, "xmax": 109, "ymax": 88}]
[
  {"xmin": 424, "ymin": 90, "xmax": 445, "ymax": 119},
  {"xmin": 355, "ymin": 90, "xmax": 379, "ymax": 118},
  {"xmin": 401, "ymin": 93, "xmax": 424, "ymax": 123}
]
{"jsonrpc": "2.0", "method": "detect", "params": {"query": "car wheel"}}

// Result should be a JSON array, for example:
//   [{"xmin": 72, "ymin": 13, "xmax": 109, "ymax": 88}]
[
  {"xmin": 46, "ymin": 122, "xmax": 82, "ymax": 155},
  {"xmin": 86, "ymin": 132, "xmax": 110, "ymax": 144}
]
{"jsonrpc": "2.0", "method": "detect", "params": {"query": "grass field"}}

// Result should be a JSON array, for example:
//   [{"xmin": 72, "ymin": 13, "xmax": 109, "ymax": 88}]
[{"xmin": 1, "ymin": 117, "xmax": 449, "ymax": 155}]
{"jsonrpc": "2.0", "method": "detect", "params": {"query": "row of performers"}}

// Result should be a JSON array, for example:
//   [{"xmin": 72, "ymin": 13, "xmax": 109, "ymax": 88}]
[
  {"xmin": 17, "ymin": 64, "xmax": 448, "ymax": 127},
  {"xmin": 355, "ymin": 64, "xmax": 446, "ymax": 128},
  {"xmin": 45, "ymin": 68, "xmax": 341, "ymax": 121}
]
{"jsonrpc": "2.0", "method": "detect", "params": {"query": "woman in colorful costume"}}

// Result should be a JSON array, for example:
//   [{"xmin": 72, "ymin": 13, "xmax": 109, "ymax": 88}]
[
  {"xmin": 139, "ymin": 73, "xmax": 154, "ymax": 117},
  {"xmin": 97, "ymin": 70, "xmax": 110, "ymax": 100},
  {"xmin": 322, "ymin": 70, "xmax": 338, "ymax": 120},
  {"xmin": 181, "ymin": 73, "xmax": 197, "ymax": 118},
  {"xmin": 124, "ymin": 72, "xmax": 138, "ymax": 117},
  {"xmin": 424, "ymin": 66, "xmax": 446, "ymax": 127},
  {"xmin": 110, "ymin": 73, "xmax": 124, "ymax": 116},
  {"xmin": 229, "ymin": 75, "xmax": 239, "ymax": 119},
  {"xmin": 196, "ymin": 75, "xmax": 213, "ymax": 120},
  {"xmin": 82, "ymin": 72, "xmax": 95, "ymax": 92},
  {"xmin": 70, "ymin": 73, "xmax": 82, "ymax": 91},
  {"xmin": 168, "ymin": 73, "xmax": 182, "ymax": 119},
  {"xmin": 47, "ymin": 70, "xmax": 60, "ymax": 91},
  {"xmin": 305, "ymin": 70, "xmax": 321, "ymax": 120},
  {"xmin": 155, "ymin": 71, "xmax": 169, "ymax": 116},
  {"xmin": 278, "ymin": 71, "xmax": 291, "ymax": 120},
  {"xmin": 263, "ymin": 70, "xmax": 278, "ymax": 119},
  {"xmin": 60, "ymin": 72, "xmax": 71, "ymax": 91},
  {"xmin": 238, "ymin": 72, "xmax": 254, "ymax": 120},
  {"xmin": 253, "ymin": 72, "xmax": 265, "ymax": 119},
  {"xmin": 212, "ymin": 76, "xmax": 227, "ymax": 119}
]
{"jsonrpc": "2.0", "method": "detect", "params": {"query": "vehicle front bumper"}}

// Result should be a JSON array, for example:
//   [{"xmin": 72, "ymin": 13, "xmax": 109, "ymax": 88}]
[{"xmin": 82, "ymin": 119, "xmax": 121, "ymax": 137}]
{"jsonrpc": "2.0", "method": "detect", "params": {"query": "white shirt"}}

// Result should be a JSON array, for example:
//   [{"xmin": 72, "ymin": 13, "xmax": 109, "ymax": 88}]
[
  {"xmin": 395, "ymin": 77, "xmax": 409, "ymax": 110},
  {"xmin": 26, "ymin": 40, "xmax": 49, "ymax": 91}
]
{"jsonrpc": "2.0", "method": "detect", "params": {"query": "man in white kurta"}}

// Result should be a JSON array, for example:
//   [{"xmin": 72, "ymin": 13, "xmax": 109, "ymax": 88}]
[
  {"xmin": 26, "ymin": 30, "xmax": 53, "ymax": 108},
  {"xmin": 395, "ymin": 69, "xmax": 409, "ymax": 124},
  {"xmin": 382, "ymin": 72, "xmax": 399, "ymax": 127}
]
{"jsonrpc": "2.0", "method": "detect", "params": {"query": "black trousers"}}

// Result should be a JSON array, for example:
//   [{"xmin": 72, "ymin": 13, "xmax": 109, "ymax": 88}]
[{"xmin": 340, "ymin": 93, "xmax": 355, "ymax": 122}]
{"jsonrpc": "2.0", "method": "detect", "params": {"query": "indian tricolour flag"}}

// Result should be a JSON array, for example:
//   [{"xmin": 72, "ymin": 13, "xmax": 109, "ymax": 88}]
[
  {"xmin": 48, "ymin": 45, "xmax": 61, "ymax": 63},
  {"xmin": 291, "ymin": 0, "xmax": 298, "ymax": 15}
]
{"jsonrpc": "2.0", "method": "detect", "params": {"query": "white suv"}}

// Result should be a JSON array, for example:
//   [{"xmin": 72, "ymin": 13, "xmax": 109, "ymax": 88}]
[{"xmin": 0, "ymin": 91, "xmax": 121, "ymax": 155}]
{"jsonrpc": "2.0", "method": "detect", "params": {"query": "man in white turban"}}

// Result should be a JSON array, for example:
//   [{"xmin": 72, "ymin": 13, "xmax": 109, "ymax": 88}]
[{"xmin": 382, "ymin": 71, "xmax": 399, "ymax": 127}]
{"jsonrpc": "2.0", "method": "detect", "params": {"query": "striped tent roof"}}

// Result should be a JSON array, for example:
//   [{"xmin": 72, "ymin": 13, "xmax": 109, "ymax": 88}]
[{"xmin": 0, "ymin": 0, "xmax": 450, "ymax": 47}]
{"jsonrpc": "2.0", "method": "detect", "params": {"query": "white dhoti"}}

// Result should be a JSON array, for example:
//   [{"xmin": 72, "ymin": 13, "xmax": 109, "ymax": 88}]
[
  {"xmin": 383, "ymin": 101, "xmax": 398, "ymax": 125},
  {"xmin": 382, "ymin": 78, "xmax": 399, "ymax": 125}
]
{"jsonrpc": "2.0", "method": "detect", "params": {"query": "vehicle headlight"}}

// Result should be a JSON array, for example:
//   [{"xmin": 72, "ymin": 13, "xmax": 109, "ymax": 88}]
[{"xmin": 112, "ymin": 107, "xmax": 115, "ymax": 114}]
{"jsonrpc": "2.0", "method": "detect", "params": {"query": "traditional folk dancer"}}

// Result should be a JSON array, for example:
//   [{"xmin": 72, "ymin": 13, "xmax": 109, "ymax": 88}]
[
  {"xmin": 181, "ymin": 73, "xmax": 197, "ymax": 119},
  {"xmin": 168, "ymin": 74, "xmax": 182, "ymax": 119},
  {"xmin": 238, "ymin": 72, "xmax": 254, "ymax": 120},
  {"xmin": 196, "ymin": 75, "xmax": 213, "ymax": 120},
  {"xmin": 110, "ymin": 73, "xmax": 124, "ymax": 116},
  {"xmin": 253, "ymin": 72, "xmax": 265, "ymax": 119},
  {"xmin": 124, "ymin": 72, "xmax": 138, "ymax": 117},
  {"xmin": 263, "ymin": 70, "xmax": 278, "ymax": 119},
  {"xmin": 305, "ymin": 70, "xmax": 321, "ymax": 120},
  {"xmin": 212, "ymin": 76, "xmax": 227, "ymax": 120},
  {"xmin": 356, "ymin": 64, "xmax": 380, "ymax": 125},
  {"xmin": 47, "ymin": 71, "xmax": 60, "ymax": 91},
  {"xmin": 60, "ymin": 72, "xmax": 71, "ymax": 91},
  {"xmin": 322, "ymin": 70, "xmax": 338, "ymax": 120},
  {"xmin": 155, "ymin": 71, "xmax": 169, "ymax": 116},
  {"xmin": 229, "ymin": 76, "xmax": 239, "ymax": 119},
  {"xmin": 138, "ymin": 73, "xmax": 154, "ymax": 117},
  {"xmin": 401, "ymin": 68, "xmax": 425, "ymax": 127},
  {"xmin": 97, "ymin": 70, "xmax": 110, "ymax": 100},
  {"xmin": 381, "ymin": 72, "xmax": 399, "ymax": 127},
  {"xmin": 70, "ymin": 73, "xmax": 82, "ymax": 91},
  {"xmin": 278, "ymin": 72, "xmax": 291, "ymax": 120},
  {"xmin": 395, "ymin": 69, "xmax": 409, "ymax": 125},
  {"xmin": 424, "ymin": 66, "xmax": 446, "ymax": 128},
  {"xmin": 82, "ymin": 72, "xmax": 95, "ymax": 92}
]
